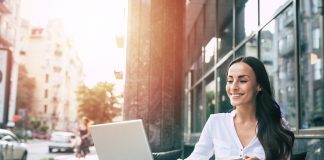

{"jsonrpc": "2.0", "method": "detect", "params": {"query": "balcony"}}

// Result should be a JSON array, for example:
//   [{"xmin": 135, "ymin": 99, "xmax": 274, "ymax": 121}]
[{"xmin": 114, "ymin": 70, "xmax": 124, "ymax": 80}]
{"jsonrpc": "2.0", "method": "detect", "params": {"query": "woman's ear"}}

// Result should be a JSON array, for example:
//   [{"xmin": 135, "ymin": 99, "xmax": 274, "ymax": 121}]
[{"xmin": 257, "ymin": 85, "xmax": 262, "ymax": 91}]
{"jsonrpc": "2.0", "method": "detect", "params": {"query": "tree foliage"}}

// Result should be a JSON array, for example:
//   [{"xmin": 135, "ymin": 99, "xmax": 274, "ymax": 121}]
[
  {"xmin": 76, "ymin": 82, "xmax": 121, "ymax": 123},
  {"xmin": 16, "ymin": 65, "xmax": 36, "ymax": 111}
]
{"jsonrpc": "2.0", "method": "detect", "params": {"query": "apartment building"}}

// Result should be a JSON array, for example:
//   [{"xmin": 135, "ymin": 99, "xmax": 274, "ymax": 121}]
[{"xmin": 19, "ymin": 19, "xmax": 84, "ymax": 131}]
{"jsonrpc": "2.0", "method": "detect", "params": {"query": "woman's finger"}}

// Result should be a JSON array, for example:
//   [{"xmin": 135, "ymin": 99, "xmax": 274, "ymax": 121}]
[{"xmin": 243, "ymin": 155, "xmax": 260, "ymax": 160}]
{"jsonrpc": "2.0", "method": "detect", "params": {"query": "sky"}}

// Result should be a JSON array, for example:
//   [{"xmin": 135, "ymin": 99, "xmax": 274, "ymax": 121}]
[{"xmin": 20, "ymin": 0, "xmax": 127, "ymax": 87}]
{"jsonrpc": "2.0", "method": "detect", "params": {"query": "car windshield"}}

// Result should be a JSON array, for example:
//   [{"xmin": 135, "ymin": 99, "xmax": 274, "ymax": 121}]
[
  {"xmin": 0, "ymin": 132, "xmax": 10, "ymax": 139},
  {"xmin": 1, "ymin": 135, "xmax": 13, "ymax": 141},
  {"xmin": 0, "ymin": 133, "xmax": 6, "ymax": 139}
]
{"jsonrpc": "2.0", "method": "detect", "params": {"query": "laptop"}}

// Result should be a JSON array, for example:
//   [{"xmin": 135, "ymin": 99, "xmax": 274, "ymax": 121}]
[{"xmin": 90, "ymin": 119, "xmax": 154, "ymax": 160}]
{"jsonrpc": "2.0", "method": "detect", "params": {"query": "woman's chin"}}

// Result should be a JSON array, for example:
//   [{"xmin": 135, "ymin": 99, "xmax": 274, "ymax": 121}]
[{"xmin": 230, "ymin": 101, "xmax": 240, "ymax": 106}]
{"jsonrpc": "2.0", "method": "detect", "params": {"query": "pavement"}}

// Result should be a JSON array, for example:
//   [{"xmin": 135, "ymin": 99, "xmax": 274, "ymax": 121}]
[
  {"xmin": 26, "ymin": 139, "xmax": 99, "ymax": 160},
  {"xmin": 54, "ymin": 147, "xmax": 99, "ymax": 160}
]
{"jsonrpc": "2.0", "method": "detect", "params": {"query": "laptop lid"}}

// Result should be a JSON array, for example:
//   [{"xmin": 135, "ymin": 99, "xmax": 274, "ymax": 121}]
[{"xmin": 90, "ymin": 119, "xmax": 154, "ymax": 160}]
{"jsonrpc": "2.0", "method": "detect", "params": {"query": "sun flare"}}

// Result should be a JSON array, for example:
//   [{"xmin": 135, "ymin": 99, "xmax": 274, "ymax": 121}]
[{"xmin": 21, "ymin": 0, "xmax": 128, "ymax": 86}]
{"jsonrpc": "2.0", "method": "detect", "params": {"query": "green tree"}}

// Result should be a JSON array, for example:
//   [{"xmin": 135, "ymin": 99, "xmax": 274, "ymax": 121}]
[
  {"xmin": 30, "ymin": 119, "xmax": 41, "ymax": 131},
  {"xmin": 76, "ymin": 82, "xmax": 121, "ymax": 123},
  {"xmin": 16, "ymin": 65, "xmax": 36, "ymax": 110}
]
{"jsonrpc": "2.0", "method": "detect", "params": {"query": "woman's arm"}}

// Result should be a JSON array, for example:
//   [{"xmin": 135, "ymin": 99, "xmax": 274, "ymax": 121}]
[{"xmin": 185, "ymin": 116, "xmax": 215, "ymax": 160}]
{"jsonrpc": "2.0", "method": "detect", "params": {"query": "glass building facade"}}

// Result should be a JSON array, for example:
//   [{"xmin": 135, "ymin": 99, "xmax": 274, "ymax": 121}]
[{"xmin": 183, "ymin": 0, "xmax": 323, "ymax": 158}]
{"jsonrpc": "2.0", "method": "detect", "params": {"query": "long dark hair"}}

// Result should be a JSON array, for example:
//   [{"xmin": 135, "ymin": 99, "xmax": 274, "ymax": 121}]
[{"xmin": 228, "ymin": 56, "xmax": 294, "ymax": 160}]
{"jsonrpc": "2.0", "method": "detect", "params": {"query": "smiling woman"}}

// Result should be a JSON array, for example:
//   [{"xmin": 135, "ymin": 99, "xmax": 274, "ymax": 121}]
[
  {"xmin": 185, "ymin": 56, "xmax": 294, "ymax": 160},
  {"xmin": 20, "ymin": 0, "xmax": 128, "ymax": 86}
]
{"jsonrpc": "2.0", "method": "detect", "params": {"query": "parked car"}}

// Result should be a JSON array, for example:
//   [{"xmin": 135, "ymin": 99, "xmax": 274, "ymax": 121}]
[
  {"xmin": 48, "ymin": 131, "xmax": 77, "ymax": 153},
  {"xmin": 0, "ymin": 129, "xmax": 28, "ymax": 160}
]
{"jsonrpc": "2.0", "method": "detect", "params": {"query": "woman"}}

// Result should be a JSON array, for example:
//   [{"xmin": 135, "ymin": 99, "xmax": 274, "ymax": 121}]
[
  {"xmin": 75, "ymin": 116, "xmax": 93, "ymax": 159},
  {"xmin": 185, "ymin": 56, "xmax": 294, "ymax": 160}
]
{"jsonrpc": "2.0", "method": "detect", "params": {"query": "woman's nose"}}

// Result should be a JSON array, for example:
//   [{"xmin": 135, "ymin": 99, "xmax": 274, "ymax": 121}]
[{"xmin": 230, "ymin": 81, "xmax": 239, "ymax": 90}]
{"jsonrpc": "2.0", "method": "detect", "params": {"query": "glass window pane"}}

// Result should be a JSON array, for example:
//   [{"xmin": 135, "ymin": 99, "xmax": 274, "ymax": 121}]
[
  {"xmin": 235, "ymin": 36, "xmax": 257, "ymax": 58},
  {"xmin": 216, "ymin": 0, "xmax": 233, "ymax": 62},
  {"xmin": 192, "ymin": 84, "xmax": 203, "ymax": 132},
  {"xmin": 235, "ymin": 0, "xmax": 258, "ymax": 45},
  {"xmin": 191, "ymin": 74, "xmax": 216, "ymax": 133},
  {"xmin": 205, "ymin": 74, "xmax": 215, "ymax": 117},
  {"xmin": 260, "ymin": 0, "xmax": 288, "ymax": 25},
  {"xmin": 260, "ymin": 5, "xmax": 297, "ymax": 129},
  {"xmin": 216, "ymin": 56, "xmax": 233, "ymax": 113},
  {"xmin": 299, "ymin": 0, "xmax": 324, "ymax": 129}
]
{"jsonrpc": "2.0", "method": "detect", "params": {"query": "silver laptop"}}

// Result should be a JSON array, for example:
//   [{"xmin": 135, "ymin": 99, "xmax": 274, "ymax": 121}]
[{"xmin": 90, "ymin": 119, "xmax": 154, "ymax": 160}]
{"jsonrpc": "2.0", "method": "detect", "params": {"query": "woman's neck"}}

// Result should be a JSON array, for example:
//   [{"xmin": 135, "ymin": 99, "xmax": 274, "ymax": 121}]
[{"xmin": 235, "ymin": 106, "xmax": 257, "ymax": 124}]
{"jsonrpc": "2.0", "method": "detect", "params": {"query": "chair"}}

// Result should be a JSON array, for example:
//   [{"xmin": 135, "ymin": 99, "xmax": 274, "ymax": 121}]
[{"xmin": 291, "ymin": 152, "xmax": 307, "ymax": 160}]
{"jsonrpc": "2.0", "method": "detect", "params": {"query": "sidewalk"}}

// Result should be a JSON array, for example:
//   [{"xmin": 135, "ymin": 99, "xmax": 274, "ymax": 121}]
[{"xmin": 54, "ymin": 147, "xmax": 98, "ymax": 160}]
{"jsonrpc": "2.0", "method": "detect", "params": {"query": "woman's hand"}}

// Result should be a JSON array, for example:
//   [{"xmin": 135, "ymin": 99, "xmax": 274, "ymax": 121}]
[{"xmin": 243, "ymin": 155, "xmax": 260, "ymax": 160}]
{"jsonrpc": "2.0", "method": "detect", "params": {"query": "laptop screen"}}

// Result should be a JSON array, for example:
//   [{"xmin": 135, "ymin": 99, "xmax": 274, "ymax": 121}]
[{"xmin": 90, "ymin": 119, "xmax": 154, "ymax": 160}]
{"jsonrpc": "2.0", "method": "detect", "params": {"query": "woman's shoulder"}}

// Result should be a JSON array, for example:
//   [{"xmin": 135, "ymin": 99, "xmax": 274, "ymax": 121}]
[
  {"xmin": 205, "ymin": 111, "xmax": 234, "ymax": 130},
  {"xmin": 209, "ymin": 111, "xmax": 234, "ymax": 121}
]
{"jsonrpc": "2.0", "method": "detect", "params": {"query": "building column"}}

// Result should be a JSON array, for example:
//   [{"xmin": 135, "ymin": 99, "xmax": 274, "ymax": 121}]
[{"xmin": 124, "ymin": 0, "xmax": 185, "ymax": 151}]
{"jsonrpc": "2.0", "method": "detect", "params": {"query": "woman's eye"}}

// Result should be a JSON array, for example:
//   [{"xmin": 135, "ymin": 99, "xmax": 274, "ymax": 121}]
[
  {"xmin": 240, "ymin": 80, "xmax": 247, "ymax": 83},
  {"xmin": 227, "ymin": 80, "xmax": 233, "ymax": 83}
]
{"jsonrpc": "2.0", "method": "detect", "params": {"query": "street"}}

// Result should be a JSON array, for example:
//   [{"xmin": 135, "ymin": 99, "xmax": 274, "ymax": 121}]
[{"xmin": 26, "ymin": 139, "xmax": 99, "ymax": 160}]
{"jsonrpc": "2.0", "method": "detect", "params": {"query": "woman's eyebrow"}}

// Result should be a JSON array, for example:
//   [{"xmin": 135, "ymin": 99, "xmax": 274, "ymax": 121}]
[
  {"xmin": 227, "ymin": 75, "xmax": 249, "ymax": 78},
  {"xmin": 238, "ymin": 75, "xmax": 249, "ymax": 78}
]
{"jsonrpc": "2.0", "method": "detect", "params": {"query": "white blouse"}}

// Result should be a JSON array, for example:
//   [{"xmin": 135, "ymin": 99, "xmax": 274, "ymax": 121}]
[{"xmin": 185, "ymin": 110, "xmax": 265, "ymax": 160}]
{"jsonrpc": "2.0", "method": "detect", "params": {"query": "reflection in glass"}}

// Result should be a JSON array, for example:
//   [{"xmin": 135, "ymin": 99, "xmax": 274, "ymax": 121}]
[
  {"xmin": 260, "ymin": 5, "xmax": 296, "ymax": 129},
  {"xmin": 235, "ymin": 0, "xmax": 258, "ymax": 45},
  {"xmin": 236, "ymin": 36, "xmax": 257, "ymax": 58},
  {"xmin": 216, "ymin": 56, "xmax": 233, "ymax": 113},
  {"xmin": 204, "ymin": 38, "xmax": 216, "ymax": 73},
  {"xmin": 299, "ymin": 0, "xmax": 324, "ymax": 129},
  {"xmin": 260, "ymin": 0, "xmax": 288, "ymax": 25}
]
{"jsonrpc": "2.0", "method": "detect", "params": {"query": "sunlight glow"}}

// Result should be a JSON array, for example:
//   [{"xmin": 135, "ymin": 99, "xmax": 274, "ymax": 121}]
[{"xmin": 20, "ymin": 0, "xmax": 128, "ymax": 87}]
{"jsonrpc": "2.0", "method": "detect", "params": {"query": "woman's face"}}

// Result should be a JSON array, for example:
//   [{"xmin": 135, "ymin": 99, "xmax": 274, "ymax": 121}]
[{"xmin": 226, "ymin": 62, "xmax": 260, "ymax": 108}]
